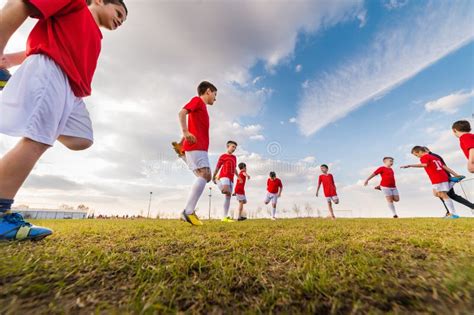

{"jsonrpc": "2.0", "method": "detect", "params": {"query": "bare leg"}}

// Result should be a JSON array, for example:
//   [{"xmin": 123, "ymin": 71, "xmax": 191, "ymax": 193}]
[{"xmin": 327, "ymin": 201, "xmax": 336, "ymax": 219}]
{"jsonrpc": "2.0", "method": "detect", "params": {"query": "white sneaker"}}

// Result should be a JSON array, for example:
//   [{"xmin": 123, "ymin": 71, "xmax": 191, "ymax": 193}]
[{"xmin": 271, "ymin": 217, "xmax": 276, "ymax": 221}]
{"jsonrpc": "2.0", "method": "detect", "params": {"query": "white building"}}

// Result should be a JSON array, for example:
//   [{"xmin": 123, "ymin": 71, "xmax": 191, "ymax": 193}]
[{"xmin": 15, "ymin": 208, "xmax": 88, "ymax": 219}]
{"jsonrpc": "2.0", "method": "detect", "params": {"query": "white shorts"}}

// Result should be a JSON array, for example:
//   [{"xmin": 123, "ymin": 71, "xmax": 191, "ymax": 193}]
[
  {"xmin": 235, "ymin": 194, "xmax": 247, "ymax": 202},
  {"xmin": 381, "ymin": 187, "xmax": 399, "ymax": 197},
  {"xmin": 0, "ymin": 54, "xmax": 93, "ymax": 146},
  {"xmin": 326, "ymin": 196, "xmax": 339, "ymax": 203},
  {"xmin": 217, "ymin": 177, "xmax": 233, "ymax": 192},
  {"xmin": 264, "ymin": 192, "xmax": 279, "ymax": 204},
  {"xmin": 432, "ymin": 182, "xmax": 454, "ymax": 192},
  {"xmin": 185, "ymin": 150, "xmax": 210, "ymax": 171}
]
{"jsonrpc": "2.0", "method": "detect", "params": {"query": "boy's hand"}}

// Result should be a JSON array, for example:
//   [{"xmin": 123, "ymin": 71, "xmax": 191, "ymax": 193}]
[
  {"xmin": 183, "ymin": 131, "xmax": 196, "ymax": 144},
  {"xmin": 315, "ymin": 192, "xmax": 319, "ymax": 197},
  {"xmin": 0, "ymin": 54, "xmax": 11, "ymax": 69},
  {"xmin": 212, "ymin": 176, "xmax": 217, "ymax": 185},
  {"xmin": 400, "ymin": 165, "xmax": 409, "ymax": 169},
  {"xmin": 363, "ymin": 180, "xmax": 369, "ymax": 186}
]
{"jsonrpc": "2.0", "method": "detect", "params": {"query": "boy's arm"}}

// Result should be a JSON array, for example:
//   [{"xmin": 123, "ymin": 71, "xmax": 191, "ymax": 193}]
[
  {"xmin": 278, "ymin": 185, "xmax": 283, "ymax": 197},
  {"xmin": 364, "ymin": 173, "xmax": 377, "ymax": 186},
  {"xmin": 442, "ymin": 165, "xmax": 461, "ymax": 177},
  {"xmin": 0, "ymin": 51, "xmax": 26, "ymax": 68},
  {"xmin": 0, "ymin": 0, "xmax": 38, "ymax": 55},
  {"xmin": 469, "ymin": 149, "xmax": 474, "ymax": 173},
  {"xmin": 315, "ymin": 182, "xmax": 321, "ymax": 197},
  {"xmin": 178, "ymin": 109, "xmax": 196, "ymax": 144},
  {"xmin": 400, "ymin": 164, "xmax": 426, "ymax": 168},
  {"xmin": 212, "ymin": 166, "xmax": 220, "ymax": 184}
]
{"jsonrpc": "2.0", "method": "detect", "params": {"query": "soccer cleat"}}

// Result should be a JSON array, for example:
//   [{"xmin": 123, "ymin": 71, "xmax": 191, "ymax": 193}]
[
  {"xmin": 447, "ymin": 214, "xmax": 460, "ymax": 219},
  {"xmin": 393, "ymin": 215, "xmax": 398, "ymax": 218},
  {"xmin": 237, "ymin": 216, "xmax": 247, "ymax": 221},
  {"xmin": 221, "ymin": 216, "xmax": 235, "ymax": 223},
  {"xmin": 171, "ymin": 141, "xmax": 185, "ymax": 157},
  {"xmin": 0, "ymin": 212, "xmax": 52, "ymax": 241},
  {"xmin": 0, "ymin": 68, "xmax": 11, "ymax": 91},
  {"xmin": 374, "ymin": 185, "xmax": 381, "ymax": 191},
  {"xmin": 449, "ymin": 176, "xmax": 466, "ymax": 183},
  {"xmin": 271, "ymin": 217, "xmax": 276, "ymax": 221},
  {"xmin": 181, "ymin": 210, "xmax": 203, "ymax": 226}
]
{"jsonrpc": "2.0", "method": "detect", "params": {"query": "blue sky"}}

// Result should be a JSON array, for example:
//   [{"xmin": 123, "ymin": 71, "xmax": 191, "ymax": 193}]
[{"xmin": 1, "ymin": 0, "xmax": 473, "ymax": 217}]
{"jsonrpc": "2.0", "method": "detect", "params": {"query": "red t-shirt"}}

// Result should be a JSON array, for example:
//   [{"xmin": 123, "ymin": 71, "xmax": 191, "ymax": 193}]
[
  {"xmin": 420, "ymin": 154, "xmax": 449, "ymax": 184},
  {"xmin": 234, "ymin": 171, "xmax": 247, "ymax": 195},
  {"xmin": 460, "ymin": 133, "xmax": 474, "ymax": 159},
  {"xmin": 318, "ymin": 174, "xmax": 337, "ymax": 197},
  {"xmin": 373, "ymin": 166, "xmax": 396, "ymax": 188},
  {"xmin": 26, "ymin": 0, "xmax": 102, "ymax": 97},
  {"xmin": 182, "ymin": 97, "xmax": 210, "ymax": 152},
  {"xmin": 267, "ymin": 178, "xmax": 282, "ymax": 194},
  {"xmin": 216, "ymin": 153, "xmax": 236, "ymax": 182}
]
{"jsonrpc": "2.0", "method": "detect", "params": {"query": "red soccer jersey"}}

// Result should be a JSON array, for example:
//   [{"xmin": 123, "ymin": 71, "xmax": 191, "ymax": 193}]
[
  {"xmin": 267, "ymin": 178, "xmax": 282, "ymax": 194},
  {"xmin": 234, "ymin": 171, "xmax": 247, "ymax": 195},
  {"xmin": 216, "ymin": 153, "xmax": 237, "ymax": 182},
  {"xmin": 318, "ymin": 174, "xmax": 337, "ymax": 197},
  {"xmin": 373, "ymin": 166, "xmax": 396, "ymax": 188},
  {"xmin": 459, "ymin": 133, "xmax": 474, "ymax": 159},
  {"xmin": 26, "ymin": 0, "xmax": 102, "ymax": 97},
  {"xmin": 182, "ymin": 97, "xmax": 210, "ymax": 152},
  {"xmin": 420, "ymin": 154, "xmax": 449, "ymax": 184}
]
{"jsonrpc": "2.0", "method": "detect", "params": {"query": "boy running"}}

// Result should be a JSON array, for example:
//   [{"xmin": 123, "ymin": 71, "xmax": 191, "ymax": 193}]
[
  {"xmin": 265, "ymin": 171, "xmax": 282, "ymax": 220},
  {"xmin": 401, "ymin": 146, "xmax": 462, "ymax": 218},
  {"xmin": 315, "ymin": 164, "xmax": 338, "ymax": 219},
  {"xmin": 213, "ymin": 140, "xmax": 238, "ymax": 222},
  {"xmin": 176, "ymin": 81, "xmax": 217, "ymax": 226},
  {"xmin": 233, "ymin": 162, "xmax": 250, "ymax": 221},
  {"xmin": 364, "ymin": 157, "xmax": 399, "ymax": 218},
  {"xmin": 452, "ymin": 120, "xmax": 474, "ymax": 173},
  {"xmin": 0, "ymin": 0, "xmax": 128, "ymax": 241}
]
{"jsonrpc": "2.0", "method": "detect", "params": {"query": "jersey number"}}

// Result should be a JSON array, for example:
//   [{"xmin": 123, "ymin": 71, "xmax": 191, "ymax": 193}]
[{"xmin": 433, "ymin": 160, "xmax": 443, "ymax": 171}]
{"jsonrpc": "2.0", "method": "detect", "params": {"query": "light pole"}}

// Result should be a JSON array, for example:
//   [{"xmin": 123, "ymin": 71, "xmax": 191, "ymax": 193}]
[
  {"xmin": 208, "ymin": 187, "xmax": 212, "ymax": 220},
  {"xmin": 147, "ymin": 191, "xmax": 153, "ymax": 218}
]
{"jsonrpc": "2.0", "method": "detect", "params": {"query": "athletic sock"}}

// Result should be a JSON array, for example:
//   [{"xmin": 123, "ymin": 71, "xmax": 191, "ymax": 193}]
[
  {"xmin": 0, "ymin": 198, "xmax": 13, "ymax": 215},
  {"xmin": 184, "ymin": 177, "xmax": 207, "ymax": 215},
  {"xmin": 272, "ymin": 207, "xmax": 276, "ymax": 218},
  {"xmin": 223, "ymin": 195, "xmax": 231, "ymax": 218},
  {"xmin": 387, "ymin": 202, "xmax": 397, "ymax": 216},
  {"xmin": 444, "ymin": 198, "xmax": 457, "ymax": 215}
]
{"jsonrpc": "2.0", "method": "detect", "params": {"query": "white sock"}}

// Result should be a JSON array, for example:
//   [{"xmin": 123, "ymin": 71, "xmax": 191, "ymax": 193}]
[
  {"xmin": 387, "ymin": 202, "xmax": 397, "ymax": 216},
  {"xmin": 223, "ymin": 195, "xmax": 231, "ymax": 218},
  {"xmin": 184, "ymin": 177, "xmax": 207, "ymax": 214},
  {"xmin": 272, "ymin": 207, "xmax": 276, "ymax": 218},
  {"xmin": 444, "ymin": 199, "xmax": 456, "ymax": 215}
]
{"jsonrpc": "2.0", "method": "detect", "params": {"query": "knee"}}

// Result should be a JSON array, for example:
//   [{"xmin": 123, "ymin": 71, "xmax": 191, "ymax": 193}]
[{"xmin": 65, "ymin": 138, "xmax": 93, "ymax": 151}]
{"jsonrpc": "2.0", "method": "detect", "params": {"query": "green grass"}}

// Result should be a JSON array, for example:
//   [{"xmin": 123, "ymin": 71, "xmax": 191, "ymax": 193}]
[{"xmin": 1, "ymin": 218, "xmax": 473, "ymax": 314}]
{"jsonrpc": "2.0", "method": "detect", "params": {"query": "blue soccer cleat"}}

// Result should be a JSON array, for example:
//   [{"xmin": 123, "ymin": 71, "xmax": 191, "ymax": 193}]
[
  {"xmin": 0, "ymin": 68, "xmax": 11, "ymax": 91},
  {"xmin": 449, "ymin": 176, "xmax": 466, "ymax": 183},
  {"xmin": 0, "ymin": 212, "xmax": 53, "ymax": 241}
]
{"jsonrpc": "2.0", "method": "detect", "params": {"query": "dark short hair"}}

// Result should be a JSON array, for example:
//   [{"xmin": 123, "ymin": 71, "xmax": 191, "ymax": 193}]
[
  {"xmin": 320, "ymin": 164, "xmax": 328, "ymax": 169},
  {"xmin": 411, "ymin": 146, "xmax": 427, "ymax": 154},
  {"xmin": 227, "ymin": 140, "xmax": 238, "ymax": 146},
  {"xmin": 383, "ymin": 157, "xmax": 394, "ymax": 162},
  {"xmin": 452, "ymin": 120, "xmax": 471, "ymax": 132},
  {"xmin": 238, "ymin": 162, "xmax": 246, "ymax": 170},
  {"xmin": 197, "ymin": 81, "xmax": 217, "ymax": 96},
  {"xmin": 269, "ymin": 171, "xmax": 276, "ymax": 178},
  {"xmin": 87, "ymin": 0, "xmax": 128, "ymax": 15}
]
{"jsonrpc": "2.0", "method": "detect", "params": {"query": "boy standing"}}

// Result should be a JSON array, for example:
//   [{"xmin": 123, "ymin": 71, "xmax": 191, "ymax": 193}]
[
  {"xmin": 401, "ymin": 146, "xmax": 462, "ymax": 218},
  {"xmin": 265, "ymin": 171, "xmax": 282, "ymax": 220},
  {"xmin": 213, "ymin": 140, "xmax": 238, "ymax": 222},
  {"xmin": 177, "ymin": 81, "xmax": 217, "ymax": 226},
  {"xmin": 0, "ymin": 0, "xmax": 128, "ymax": 241},
  {"xmin": 364, "ymin": 157, "xmax": 399, "ymax": 218},
  {"xmin": 233, "ymin": 162, "xmax": 250, "ymax": 221},
  {"xmin": 315, "ymin": 164, "xmax": 338, "ymax": 219},
  {"xmin": 452, "ymin": 120, "xmax": 474, "ymax": 173}
]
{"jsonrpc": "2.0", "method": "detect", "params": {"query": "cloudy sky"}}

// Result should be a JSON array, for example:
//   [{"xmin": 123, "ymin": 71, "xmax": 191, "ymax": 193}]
[{"xmin": 1, "ymin": 0, "xmax": 473, "ymax": 218}]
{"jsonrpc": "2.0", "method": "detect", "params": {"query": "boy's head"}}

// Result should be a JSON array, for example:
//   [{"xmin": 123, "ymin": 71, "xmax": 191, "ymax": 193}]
[
  {"xmin": 383, "ymin": 157, "xmax": 394, "ymax": 167},
  {"xmin": 269, "ymin": 171, "xmax": 276, "ymax": 179},
  {"xmin": 320, "ymin": 164, "xmax": 329, "ymax": 174},
  {"xmin": 411, "ymin": 146, "xmax": 428, "ymax": 158},
  {"xmin": 197, "ymin": 81, "xmax": 217, "ymax": 105},
  {"xmin": 452, "ymin": 120, "xmax": 471, "ymax": 138},
  {"xmin": 226, "ymin": 140, "xmax": 237, "ymax": 153},
  {"xmin": 238, "ymin": 162, "xmax": 246, "ymax": 171},
  {"xmin": 87, "ymin": 0, "xmax": 127, "ymax": 30}
]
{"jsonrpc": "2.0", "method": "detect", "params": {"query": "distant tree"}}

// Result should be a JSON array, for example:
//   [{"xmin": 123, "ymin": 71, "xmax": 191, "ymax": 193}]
[
  {"xmin": 77, "ymin": 204, "xmax": 90, "ymax": 211},
  {"xmin": 292, "ymin": 204, "xmax": 301, "ymax": 218},
  {"xmin": 13, "ymin": 204, "xmax": 30, "ymax": 210},
  {"xmin": 59, "ymin": 204, "xmax": 74, "ymax": 210},
  {"xmin": 305, "ymin": 203, "xmax": 313, "ymax": 218}
]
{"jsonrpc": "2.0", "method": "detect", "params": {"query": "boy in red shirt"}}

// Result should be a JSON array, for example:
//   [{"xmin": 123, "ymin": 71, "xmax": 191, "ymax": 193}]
[
  {"xmin": 177, "ymin": 81, "xmax": 217, "ymax": 226},
  {"xmin": 401, "ymin": 146, "xmax": 462, "ymax": 218},
  {"xmin": 315, "ymin": 164, "xmax": 338, "ymax": 219},
  {"xmin": 212, "ymin": 140, "xmax": 239, "ymax": 223},
  {"xmin": 0, "ymin": 0, "xmax": 127, "ymax": 241},
  {"xmin": 364, "ymin": 157, "xmax": 400, "ymax": 218},
  {"xmin": 233, "ymin": 162, "xmax": 250, "ymax": 221},
  {"xmin": 265, "ymin": 171, "xmax": 283, "ymax": 220},
  {"xmin": 452, "ymin": 120, "xmax": 474, "ymax": 173}
]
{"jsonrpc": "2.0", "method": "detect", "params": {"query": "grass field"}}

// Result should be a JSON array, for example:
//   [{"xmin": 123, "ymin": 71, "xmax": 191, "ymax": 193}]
[{"xmin": 1, "ymin": 218, "xmax": 473, "ymax": 314}]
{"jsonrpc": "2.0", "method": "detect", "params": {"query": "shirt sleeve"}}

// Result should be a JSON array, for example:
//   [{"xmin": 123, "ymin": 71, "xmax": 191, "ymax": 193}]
[
  {"xmin": 374, "ymin": 167, "xmax": 382, "ymax": 175},
  {"xmin": 420, "ymin": 155, "xmax": 429, "ymax": 164},
  {"xmin": 27, "ymin": 0, "xmax": 83, "ymax": 19},
  {"xmin": 216, "ymin": 156, "xmax": 223, "ymax": 170},
  {"xmin": 279, "ymin": 180, "xmax": 283, "ymax": 188},
  {"xmin": 462, "ymin": 135, "xmax": 474, "ymax": 150},
  {"xmin": 183, "ymin": 97, "xmax": 202, "ymax": 113}
]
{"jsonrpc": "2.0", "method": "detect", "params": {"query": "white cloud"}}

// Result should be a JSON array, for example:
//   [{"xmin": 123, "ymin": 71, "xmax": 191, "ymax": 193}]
[
  {"xmin": 297, "ymin": 1, "xmax": 474, "ymax": 136},
  {"xmin": 356, "ymin": 9, "xmax": 367, "ymax": 28},
  {"xmin": 295, "ymin": 64, "xmax": 303, "ymax": 72},
  {"xmin": 424, "ymin": 90, "xmax": 474, "ymax": 114},
  {"xmin": 384, "ymin": 0, "xmax": 409, "ymax": 10},
  {"xmin": 289, "ymin": 117, "xmax": 297, "ymax": 123}
]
